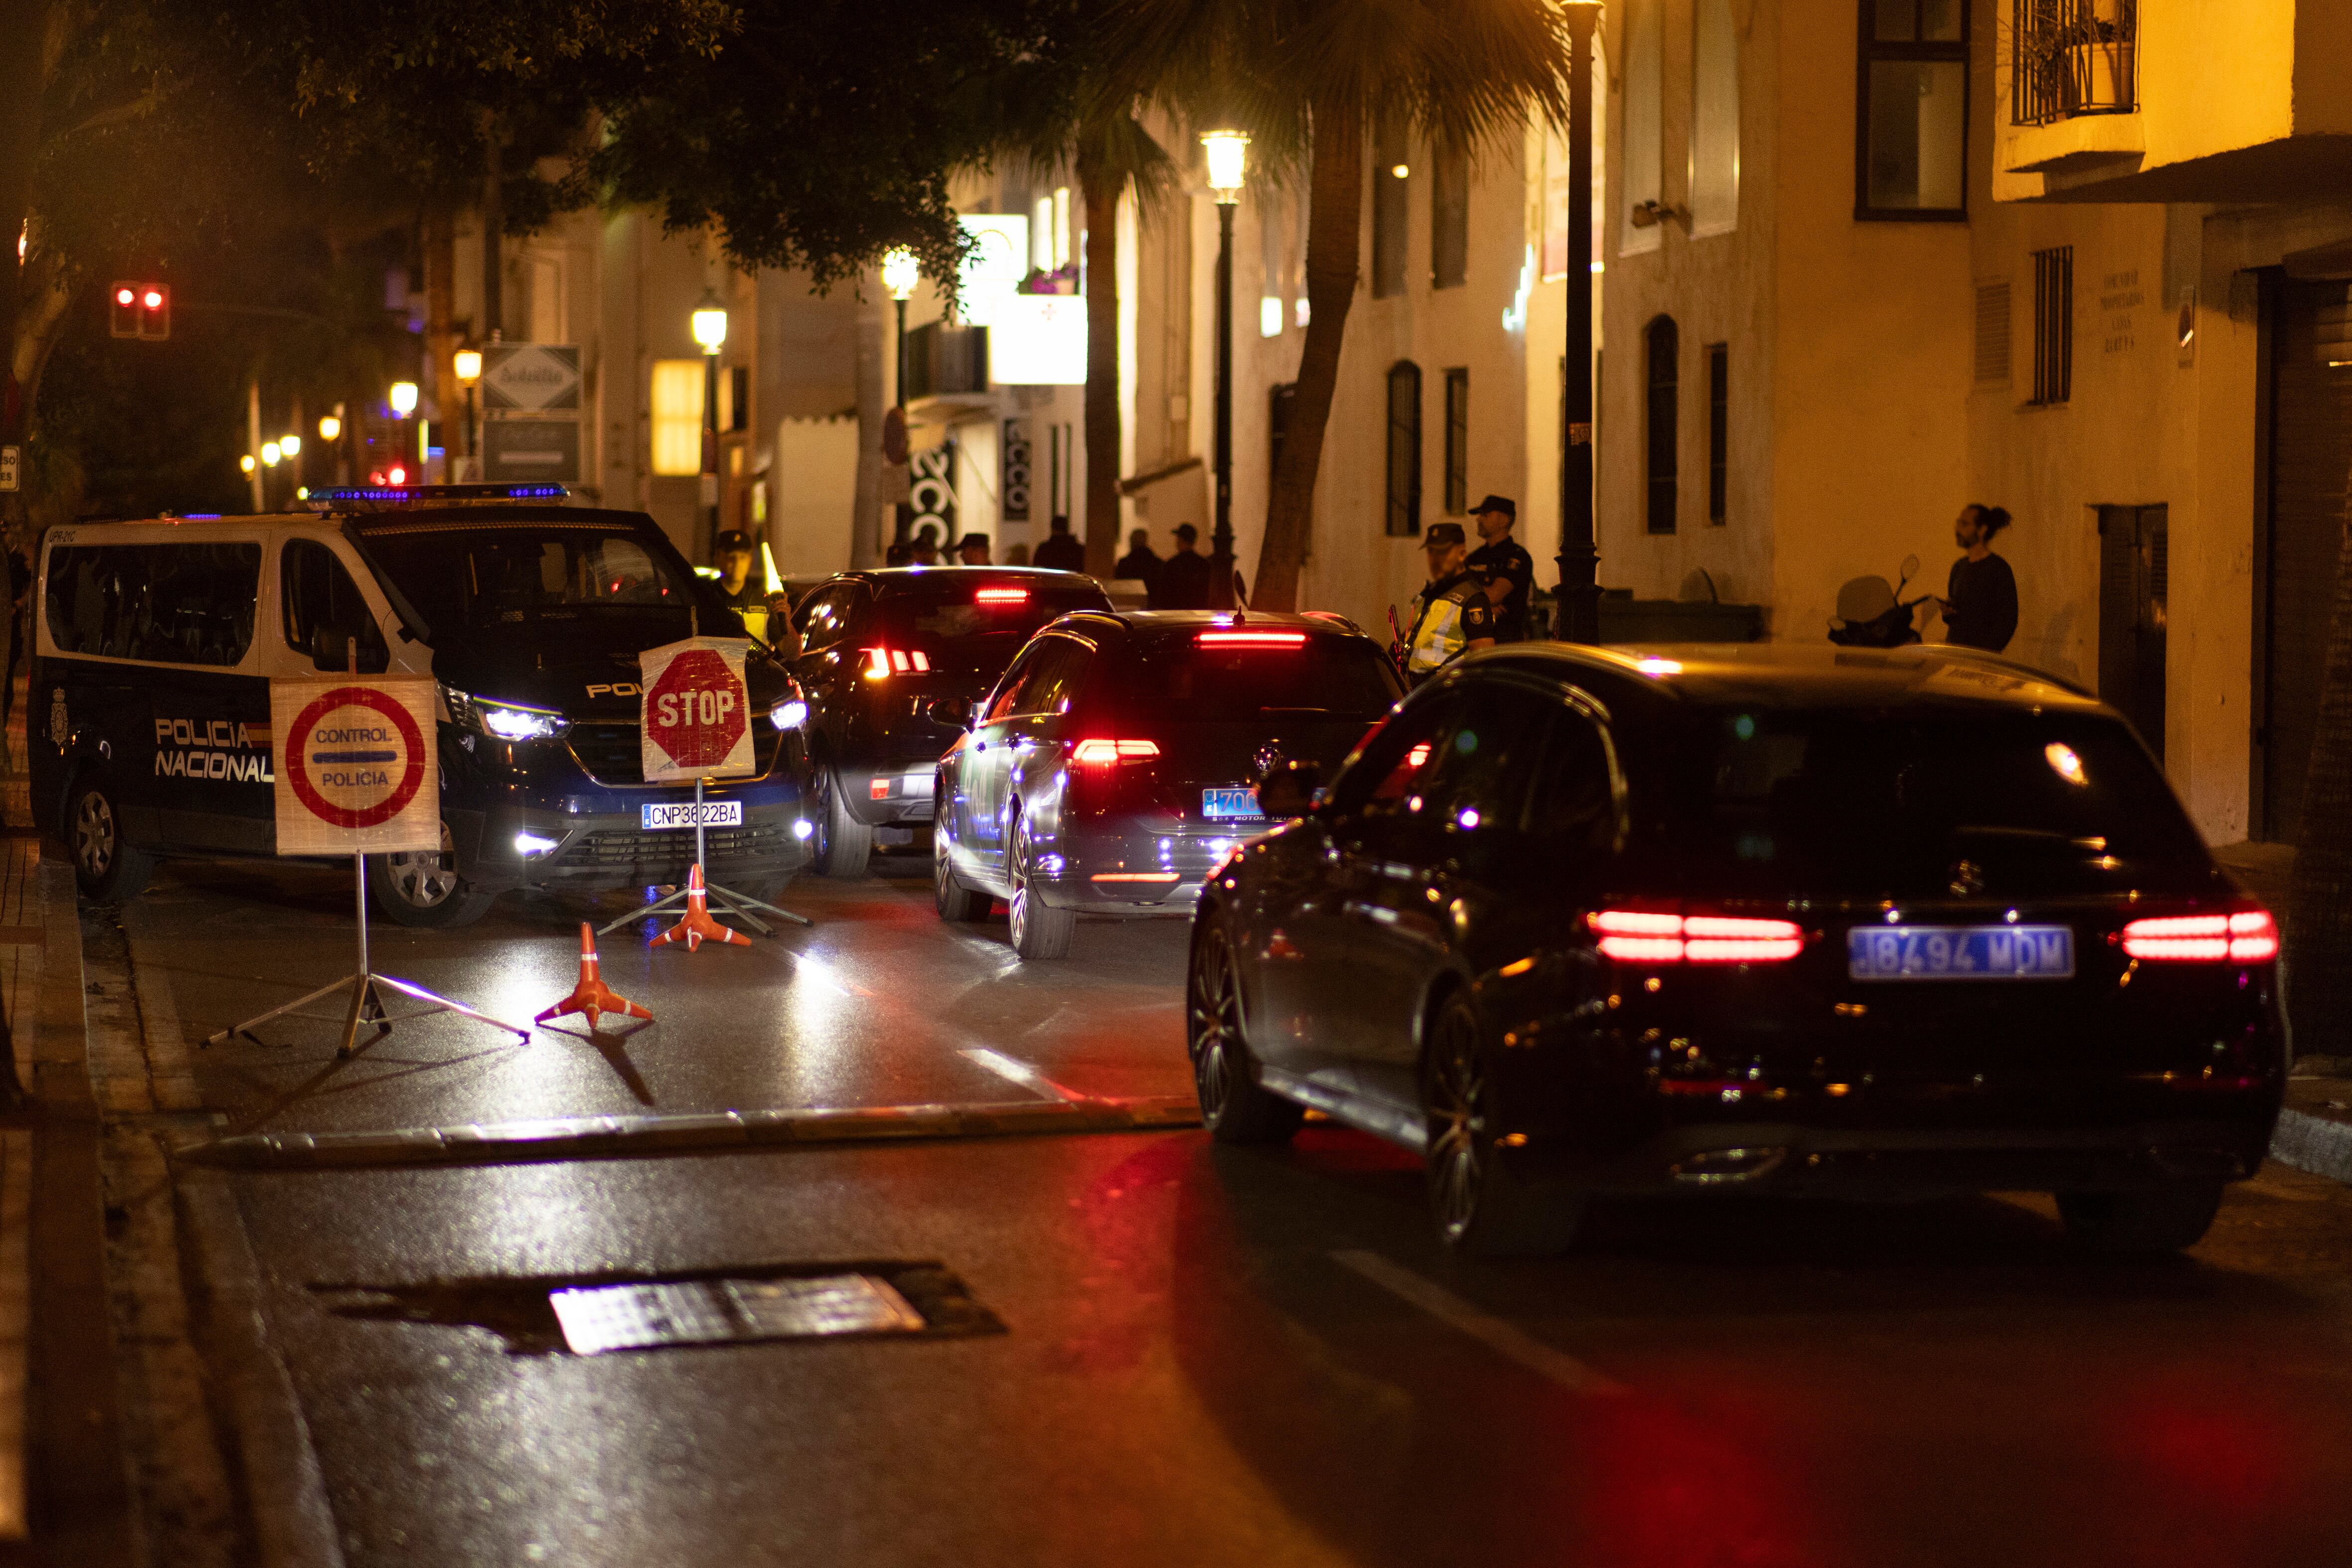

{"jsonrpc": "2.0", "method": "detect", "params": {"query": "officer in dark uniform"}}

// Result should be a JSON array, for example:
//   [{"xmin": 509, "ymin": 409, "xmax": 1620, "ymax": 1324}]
[{"xmin": 1463, "ymin": 494, "xmax": 1535, "ymax": 642}]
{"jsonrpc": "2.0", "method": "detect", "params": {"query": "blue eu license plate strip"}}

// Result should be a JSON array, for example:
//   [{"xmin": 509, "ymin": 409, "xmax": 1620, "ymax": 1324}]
[
  {"xmin": 1201, "ymin": 787, "xmax": 1264, "ymax": 820},
  {"xmin": 1846, "ymin": 924, "xmax": 2074, "ymax": 981}
]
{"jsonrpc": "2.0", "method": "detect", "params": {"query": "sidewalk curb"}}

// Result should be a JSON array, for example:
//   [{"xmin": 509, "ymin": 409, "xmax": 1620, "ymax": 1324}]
[
  {"xmin": 175, "ymin": 1095, "xmax": 1206, "ymax": 1173},
  {"xmin": 2268, "ymin": 1107, "xmax": 2352, "ymax": 1186},
  {"xmin": 173, "ymin": 1169, "xmax": 345, "ymax": 1568}
]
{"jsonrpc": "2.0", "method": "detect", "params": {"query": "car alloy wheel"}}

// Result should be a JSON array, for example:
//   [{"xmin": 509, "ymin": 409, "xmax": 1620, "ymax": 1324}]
[
  {"xmin": 381, "ymin": 822, "xmax": 462, "ymax": 909},
  {"xmin": 1184, "ymin": 919, "xmax": 1301, "ymax": 1143},
  {"xmin": 73, "ymin": 788, "xmax": 118, "ymax": 881},
  {"xmin": 934, "ymin": 816, "xmax": 987, "ymax": 921},
  {"xmin": 1426, "ymin": 1003, "xmax": 1493, "ymax": 1244},
  {"xmin": 1007, "ymin": 814, "xmax": 1073, "ymax": 959}
]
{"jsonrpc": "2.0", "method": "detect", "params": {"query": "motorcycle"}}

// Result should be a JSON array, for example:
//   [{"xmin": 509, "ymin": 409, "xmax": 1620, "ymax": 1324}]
[{"xmin": 1828, "ymin": 553, "xmax": 1931, "ymax": 648}]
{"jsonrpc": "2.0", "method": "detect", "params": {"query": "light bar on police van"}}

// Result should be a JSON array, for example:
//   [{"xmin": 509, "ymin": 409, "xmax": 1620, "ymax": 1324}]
[{"xmin": 307, "ymin": 483, "xmax": 571, "ymax": 511}]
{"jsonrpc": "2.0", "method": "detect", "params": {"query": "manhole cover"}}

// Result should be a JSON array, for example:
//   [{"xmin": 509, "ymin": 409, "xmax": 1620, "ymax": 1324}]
[{"xmin": 551, "ymin": 1273, "xmax": 926, "ymax": 1355}]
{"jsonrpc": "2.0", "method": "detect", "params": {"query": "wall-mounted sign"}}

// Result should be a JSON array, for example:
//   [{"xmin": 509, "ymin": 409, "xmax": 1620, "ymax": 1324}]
[
  {"xmin": 483, "ymin": 418, "xmax": 581, "ymax": 483},
  {"xmin": 481, "ymin": 343, "xmax": 582, "ymax": 411},
  {"xmin": 1001, "ymin": 419, "xmax": 1031, "ymax": 522},
  {"xmin": 910, "ymin": 445, "xmax": 956, "ymax": 537},
  {"xmin": 989, "ymin": 295, "xmax": 1086, "ymax": 386}
]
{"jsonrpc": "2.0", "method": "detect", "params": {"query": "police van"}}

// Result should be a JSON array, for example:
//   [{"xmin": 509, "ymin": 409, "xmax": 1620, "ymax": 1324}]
[{"xmin": 31, "ymin": 486, "xmax": 811, "ymax": 925}]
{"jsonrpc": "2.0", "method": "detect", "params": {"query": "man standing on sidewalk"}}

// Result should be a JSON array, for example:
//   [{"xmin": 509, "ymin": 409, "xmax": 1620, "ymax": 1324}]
[
  {"xmin": 1403, "ymin": 523, "xmax": 1497, "ymax": 684},
  {"xmin": 1938, "ymin": 503, "xmax": 2018, "ymax": 653},
  {"xmin": 1463, "ymin": 495, "xmax": 1533, "ymax": 642}
]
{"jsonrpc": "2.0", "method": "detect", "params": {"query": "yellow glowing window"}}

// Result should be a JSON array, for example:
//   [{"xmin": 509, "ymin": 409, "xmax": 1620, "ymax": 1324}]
[{"xmin": 650, "ymin": 359, "xmax": 705, "ymax": 476}]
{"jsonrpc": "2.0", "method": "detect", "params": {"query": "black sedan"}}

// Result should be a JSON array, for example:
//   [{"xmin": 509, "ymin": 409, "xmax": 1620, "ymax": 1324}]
[
  {"xmin": 932, "ymin": 611, "xmax": 1406, "ymax": 959},
  {"xmin": 784, "ymin": 567, "xmax": 1113, "ymax": 876},
  {"xmin": 1186, "ymin": 642, "xmax": 2286, "ymax": 1257}
]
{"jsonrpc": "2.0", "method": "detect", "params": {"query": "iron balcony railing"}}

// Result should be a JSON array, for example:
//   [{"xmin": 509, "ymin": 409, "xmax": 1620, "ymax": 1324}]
[{"xmin": 2012, "ymin": 0, "xmax": 2137, "ymax": 127}]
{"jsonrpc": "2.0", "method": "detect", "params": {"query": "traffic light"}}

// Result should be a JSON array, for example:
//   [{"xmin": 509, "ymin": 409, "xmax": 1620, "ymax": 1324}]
[{"xmin": 110, "ymin": 281, "xmax": 169, "ymax": 340}]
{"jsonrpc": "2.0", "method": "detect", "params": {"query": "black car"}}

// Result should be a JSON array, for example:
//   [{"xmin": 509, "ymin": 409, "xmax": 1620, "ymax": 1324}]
[
  {"xmin": 932, "ymin": 611, "xmax": 1406, "ymax": 959},
  {"xmin": 1186, "ymin": 642, "xmax": 2287, "ymax": 1257},
  {"xmin": 786, "ymin": 567, "xmax": 1114, "ymax": 876}
]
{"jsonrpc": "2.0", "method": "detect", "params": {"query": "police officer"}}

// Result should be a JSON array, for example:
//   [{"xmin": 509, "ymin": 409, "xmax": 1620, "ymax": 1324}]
[
  {"xmin": 1463, "ymin": 494, "xmax": 1534, "ymax": 642},
  {"xmin": 1404, "ymin": 523, "xmax": 1498, "ymax": 684},
  {"xmin": 711, "ymin": 530, "xmax": 765, "ymax": 612}
]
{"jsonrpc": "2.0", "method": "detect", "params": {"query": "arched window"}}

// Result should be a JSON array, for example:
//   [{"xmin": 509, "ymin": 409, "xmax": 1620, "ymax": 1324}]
[
  {"xmin": 1646, "ymin": 317, "xmax": 1678, "ymax": 535},
  {"xmin": 1386, "ymin": 361, "xmax": 1423, "ymax": 537}
]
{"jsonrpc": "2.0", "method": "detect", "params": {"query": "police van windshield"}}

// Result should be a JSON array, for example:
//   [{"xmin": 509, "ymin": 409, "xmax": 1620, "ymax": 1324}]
[{"xmin": 359, "ymin": 524, "xmax": 695, "ymax": 632}]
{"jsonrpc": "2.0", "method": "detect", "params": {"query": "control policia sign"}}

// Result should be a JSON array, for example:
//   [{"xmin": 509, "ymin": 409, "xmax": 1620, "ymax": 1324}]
[
  {"xmin": 638, "ymin": 637, "xmax": 755, "ymax": 784},
  {"xmin": 270, "ymin": 676, "xmax": 441, "ymax": 856}
]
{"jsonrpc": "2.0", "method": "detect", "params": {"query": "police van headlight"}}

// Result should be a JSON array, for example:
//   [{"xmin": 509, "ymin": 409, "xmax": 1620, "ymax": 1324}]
[
  {"xmin": 769, "ymin": 700, "xmax": 808, "ymax": 731},
  {"xmin": 442, "ymin": 685, "xmax": 568, "ymax": 740}
]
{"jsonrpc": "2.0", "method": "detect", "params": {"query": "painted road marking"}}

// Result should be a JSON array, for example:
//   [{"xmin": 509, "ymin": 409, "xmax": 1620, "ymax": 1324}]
[
  {"xmin": 1330, "ymin": 1249, "xmax": 1624, "ymax": 1395},
  {"xmin": 960, "ymin": 1048, "xmax": 1077, "ymax": 1103}
]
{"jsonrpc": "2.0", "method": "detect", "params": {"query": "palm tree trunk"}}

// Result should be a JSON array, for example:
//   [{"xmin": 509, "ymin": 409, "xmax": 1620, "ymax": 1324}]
[
  {"xmin": 1080, "ymin": 163, "xmax": 1122, "ymax": 578},
  {"xmin": 2288, "ymin": 501, "xmax": 2352, "ymax": 1058},
  {"xmin": 1252, "ymin": 98, "xmax": 1363, "ymax": 612}
]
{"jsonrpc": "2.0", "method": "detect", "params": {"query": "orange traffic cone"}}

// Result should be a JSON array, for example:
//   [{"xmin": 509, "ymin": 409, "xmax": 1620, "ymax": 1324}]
[
  {"xmin": 536, "ymin": 923, "xmax": 653, "ymax": 1031},
  {"xmin": 650, "ymin": 864, "xmax": 751, "ymax": 952}
]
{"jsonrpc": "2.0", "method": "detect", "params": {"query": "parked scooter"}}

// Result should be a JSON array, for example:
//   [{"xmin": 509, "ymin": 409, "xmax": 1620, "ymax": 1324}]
[{"xmin": 1828, "ymin": 554, "xmax": 1931, "ymax": 648}]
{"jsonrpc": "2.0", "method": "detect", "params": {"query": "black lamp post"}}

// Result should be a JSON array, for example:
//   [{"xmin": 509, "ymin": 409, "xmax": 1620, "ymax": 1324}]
[
  {"xmin": 882, "ymin": 248, "xmax": 920, "ymax": 547},
  {"xmin": 692, "ymin": 290, "xmax": 728, "ymax": 557},
  {"xmin": 1554, "ymin": 2, "xmax": 1604, "ymax": 643},
  {"xmin": 1201, "ymin": 129, "xmax": 1248, "ymax": 609}
]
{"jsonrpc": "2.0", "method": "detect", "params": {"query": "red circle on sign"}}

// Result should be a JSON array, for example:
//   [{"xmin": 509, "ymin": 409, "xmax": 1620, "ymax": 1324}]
[
  {"xmin": 287, "ymin": 687, "xmax": 428, "ymax": 830},
  {"xmin": 646, "ymin": 649, "xmax": 748, "ymax": 771}
]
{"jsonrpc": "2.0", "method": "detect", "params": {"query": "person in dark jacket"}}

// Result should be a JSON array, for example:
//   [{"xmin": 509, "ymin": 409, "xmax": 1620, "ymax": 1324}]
[
  {"xmin": 1151, "ymin": 524, "xmax": 1215, "ymax": 609},
  {"xmin": 1114, "ymin": 528, "xmax": 1160, "ymax": 588},
  {"xmin": 1032, "ymin": 514, "xmax": 1086, "ymax": 572},
  {"xmin": 1939, "ymin": 504, "xmax": 2018, "ymax": 653},
  {"xmin": 1463, "ymin": 494, "xmax": 1534, "ymax": 642}
]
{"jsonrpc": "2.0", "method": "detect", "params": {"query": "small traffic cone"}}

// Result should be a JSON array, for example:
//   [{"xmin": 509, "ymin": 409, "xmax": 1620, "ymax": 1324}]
[
  {"xmin": 650, "ymin": 864, "xmax": 750, "ymax": 952},
  {"xmin": 536, "ymin": 923, "xmax": 653, "ymax": 1032}
]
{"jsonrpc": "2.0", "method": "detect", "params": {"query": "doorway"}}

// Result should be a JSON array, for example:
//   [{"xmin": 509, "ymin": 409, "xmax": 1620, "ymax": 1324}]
[{"xmin": 2097, "ymin": 504, "xmax": 2168, "ymax": 764}]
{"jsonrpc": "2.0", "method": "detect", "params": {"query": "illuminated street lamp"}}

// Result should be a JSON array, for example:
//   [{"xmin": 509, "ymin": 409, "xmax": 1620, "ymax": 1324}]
[
  {"xmin": 454, "ymin": 346, "xmax": 483, "ymax": 481},
  {"xmin": 317, "ymin": 414, "xmax": 341, "ymax": 442},
  {"xmin": 1553, "ymin": 1, "xmax": 1605, "ymax": 643},
  {"xmin": 882, "ymin": 247, "xmax": 919, "ymax": 417},
  {"xmin": 239, "ymin": 454, "xmax": 256, "ymax": 474},
  {"xmin": 261, "ymin": 442, "xmax": 281, "ymax": 467},
  {"xmin": 280, "ymin": 434, "xmax": 301, "ymax": 457},
  {"xmin": 1201, "ymin": 128, "xmax": 1249, "ymax": 609},
  {"xmin": 692, "ymin": 289, "xmax": 729, "ymax": 553},
  {"xmin": 387, "ymin": 381, "xmax": 419, "ymax": 416}
]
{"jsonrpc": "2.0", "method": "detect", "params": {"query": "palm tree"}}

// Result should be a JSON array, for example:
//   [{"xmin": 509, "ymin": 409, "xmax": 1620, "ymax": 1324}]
[
  {"xmin": 1070, "ymin": 114, "xmax": 1174, "ymax": 576},
  {"xmin": 1105, "ymin": 0, "xmax": 1572, "ymax": 609}
]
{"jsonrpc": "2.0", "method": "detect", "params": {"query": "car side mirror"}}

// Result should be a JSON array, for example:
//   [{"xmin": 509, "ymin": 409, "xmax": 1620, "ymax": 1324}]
[
  {"xmin": 310, "ymin": 624, "xmax": 386, "ymax": 674},
  {"xmin": 924, "ymin": 697, "xmax": 972, "ymax": 731}
]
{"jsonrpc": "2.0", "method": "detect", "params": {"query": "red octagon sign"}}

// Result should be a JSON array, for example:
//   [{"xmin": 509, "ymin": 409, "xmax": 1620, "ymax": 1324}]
[{"xmin": 644, "ymin": 648, "xmax": 747, "ymax": 772}]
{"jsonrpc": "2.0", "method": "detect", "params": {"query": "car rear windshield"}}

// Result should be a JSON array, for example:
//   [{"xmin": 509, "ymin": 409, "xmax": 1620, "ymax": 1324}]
[
  {"xmin": 1646, "ymin": 706, "xmax": 2207, "ymax": 895},
  {"xmin": 360, "ymin": 521, "xmax": 698, "ymax": 633},
  {"xmin": 869, "ymin": 579, "xmax": 1109, "ymax": 674},
  {"xmin": 1091, "ymin": 632, "xmax": 1404, "ymax": 722}
]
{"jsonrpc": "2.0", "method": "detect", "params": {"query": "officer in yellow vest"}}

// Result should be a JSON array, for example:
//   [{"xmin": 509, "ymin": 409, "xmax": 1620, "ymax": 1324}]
[{"xmin": 1403, "ymin": 523, "xmax": 1498, "ymax": 684}]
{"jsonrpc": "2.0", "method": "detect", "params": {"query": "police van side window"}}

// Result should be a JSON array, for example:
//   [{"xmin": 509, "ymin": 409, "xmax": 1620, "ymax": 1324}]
[
  {"xmin": 44, "ymin": 543, "xmax": 262, "ymax": 667},
  {"xmin": 281, "ymin": 540, "xmax": 388, "ymax": 672}
]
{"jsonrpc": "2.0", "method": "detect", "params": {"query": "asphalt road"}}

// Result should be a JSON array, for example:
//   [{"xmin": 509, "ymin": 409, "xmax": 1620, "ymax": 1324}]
[{"xmin": 121, "ymin": 850, "xmax": 2352, "ymax": 1568}]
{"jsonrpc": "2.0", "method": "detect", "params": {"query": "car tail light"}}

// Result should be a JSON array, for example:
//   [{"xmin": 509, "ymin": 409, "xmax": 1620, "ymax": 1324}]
[
  {"xmin": 860, "ymin": 647, "xmax": 932, "ymax": 680},
  {"xmin": 975, "ymin": 587, "xmax": 1029, "ymax": 604},
  {"xmin": 2121, "ymin": 909, "xmax": 2279, "ymax": 963},
  {"xmin": 1195, "ymin": 630, "xmax": 1307, "ymax": 647},
  {"xmin": 1070, "ymin": 738, "xmax": 1160, "ymax": 765},
  {"xmin": 1590, "ymin": 910, "xmax": 1805, "ymax": 964}
]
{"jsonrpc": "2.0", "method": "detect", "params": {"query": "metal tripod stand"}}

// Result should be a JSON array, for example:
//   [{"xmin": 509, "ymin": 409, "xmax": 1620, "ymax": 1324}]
[
  {"xmin": 204, "ymin": 851, "xmax": 531, "ymax": 1057},
  {"xmin": 594, "ymin": 774, "xmax": 813, "ymax": 939}
]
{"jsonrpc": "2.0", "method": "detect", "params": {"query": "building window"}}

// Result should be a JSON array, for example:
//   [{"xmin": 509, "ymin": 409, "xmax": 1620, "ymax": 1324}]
[
  {"xmin": 1975, "ymin": 281, "xmax": 2012, "ymax": 385},
  {"xmin": 2032, "ymin": 246, "xmax": 2073, "ymax": 404},
  {"xmin": 1707, "ymin": 344, "xmax": 1729, "ymax": 524},
  {"xmin": 1443, "ymin": 369, "xmax": 1470, "ymax": 515},
  {"xmin": 721, "ymin": 365, "xmax": 749, "ymax": 434},
  {"xmin": 1857, "ymin": 0, "xmax": 1969, "ymax": 220},
  {"xmin": 1645, "ymin": 318, "xmax": 1678, "ymax": 534},
  {"xmin": 1431, "ymin": 143, "xmax": 1469, "ymax": 289},
  {"xmin": 1622, "ymin": 0, "xmax": 1664, "ymax": 255},
  {"xmin": 2013, "ymin": 0, "xmax": 2137, "ymax": 127},
  {"xmin": 1690, "ymin": 0, "xmax": 1740, "ymax": 235},
  {"xmin": 1373, "ymin": 114, "xmax": 1409, "ymax": 299},
  {"xmin": 650, "ymin": 359, "xmax": 704, "ymax": 476},
  {"xmin": 1270, "ymin": 382, "xmax": 1297, "ymax": 493},
  {"xmin": 1385, "ymin": 361, "xmax": 1423, "ymax": 537}
]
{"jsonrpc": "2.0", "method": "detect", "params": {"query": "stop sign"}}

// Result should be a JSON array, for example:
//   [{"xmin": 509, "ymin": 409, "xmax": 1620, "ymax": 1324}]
[{"xmin": 641, "ymin": 643, "xmax": 751, "ymax": 779}]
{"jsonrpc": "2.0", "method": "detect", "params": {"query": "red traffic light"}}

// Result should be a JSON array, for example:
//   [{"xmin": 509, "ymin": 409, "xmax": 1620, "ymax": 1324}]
[
  {"xmin": 115, "ymin": 287, "xmax": 135, "ymax": 307},
  {"xmin": 141, "ymin": 288, "xmax": 162, "ymax": 309}
]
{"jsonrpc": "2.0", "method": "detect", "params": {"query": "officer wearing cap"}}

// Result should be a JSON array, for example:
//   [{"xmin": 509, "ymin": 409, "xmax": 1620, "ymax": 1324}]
[
  {"xmin": 711, "ymin": 530, "xmax": 765, "ymax": 611},
  {"xmin": 1403, "ymin": 523, "xmax": 1498, "ymax": 683},
  {"xmin": 1464, "ymin": 494, "xmax": 1535, "ymax": 642},
  {"xmin": 956, "ymin": 532, "xmax": 993, "ymax": 566}
]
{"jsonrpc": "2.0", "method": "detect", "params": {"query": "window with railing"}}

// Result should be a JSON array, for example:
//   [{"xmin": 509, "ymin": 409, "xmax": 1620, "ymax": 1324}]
[{"xmin": 2013, "ymin": 0, "xmax": 2136, "ymax": 127}]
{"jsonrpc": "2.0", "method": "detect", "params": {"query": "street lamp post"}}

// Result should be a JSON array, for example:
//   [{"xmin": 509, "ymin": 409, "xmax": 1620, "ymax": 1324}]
[
  {"xmin": 1201, "ymin": 130, "xmax": 1248, "ymax": 610},
  {"xmin": 881, "ymin": 248, "xmax": 920, "ymax": 548},
  {"xmin": 454, "ymin": 347, "xmax": 483, "ymax": 483},
  {"xmin": 1553, "ymin": 2, "xmax": 1604, "ymax": 643},
  {"xmin": 692, "ymin": 290, "xmax": 729, "ymax": 559}
]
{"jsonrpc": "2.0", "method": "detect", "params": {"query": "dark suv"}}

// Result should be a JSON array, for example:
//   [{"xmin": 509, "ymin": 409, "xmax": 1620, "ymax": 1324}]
[{"xmin": 787, "ymin": 568, "xmax": 1113, "ymax": 876}]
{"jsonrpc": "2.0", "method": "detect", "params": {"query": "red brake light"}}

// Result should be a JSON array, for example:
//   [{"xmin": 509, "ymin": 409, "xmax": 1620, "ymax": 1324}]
[
  {"xmin": 975, "ymin": 586, "xmax": 1029, "ymax": 604},
  {"xmin": 2121, "ymin": 909, "xmax": 2278, "ymax": 963},
  {"xmin": 1195, "ymin": 630, "xmax": 1308, "ymax": 648},
  {"xmin": 1071, "ymin": 738, "xmax": 1160, "ymax": 765},
  {"xmin": 860, "ymin": 647, "xmax": 930, "ymax": 680},
  {"xmin": 142, "ymin": 289, "xmax": 163, "ymax": 309},
  {"xmin": 1590, "ymin": 910, "xmax": 1805, "ymax": 964},
  {"xmin": 117, "ymin": 287, "xmax": 136, "ymax": 306}
]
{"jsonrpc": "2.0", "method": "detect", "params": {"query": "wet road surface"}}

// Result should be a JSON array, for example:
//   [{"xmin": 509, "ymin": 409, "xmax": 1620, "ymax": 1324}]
[{"xmin": 123, "ymin": 851, "xmax": 2352, "ymax": 1567}]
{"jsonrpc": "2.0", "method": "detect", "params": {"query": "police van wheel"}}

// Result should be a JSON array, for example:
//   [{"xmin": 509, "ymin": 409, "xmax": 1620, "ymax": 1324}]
[
  {"xmin": 67, "ymin": 779, "xmax": 153, "ymax": 903},
  {"xmin": 811, "ymin": 768, "xmax": 872, "ymax": 879},
  {"xmin": 367, "ymin": 822, "xmax": 495, "ymax": 929}
]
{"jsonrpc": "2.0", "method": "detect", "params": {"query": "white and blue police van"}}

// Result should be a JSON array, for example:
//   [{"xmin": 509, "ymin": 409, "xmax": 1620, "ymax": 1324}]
[{"xmin": 31, "ymin": 485, "xmax": 811, "ymax": 925}]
